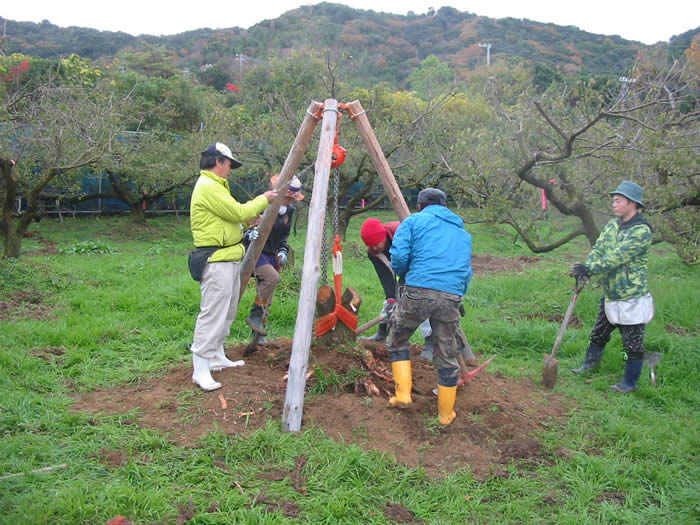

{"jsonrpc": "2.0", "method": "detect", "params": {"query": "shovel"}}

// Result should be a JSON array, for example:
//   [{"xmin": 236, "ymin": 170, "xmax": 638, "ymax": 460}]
[
  {"xmin": 354, "ymin": 314, "xmax": 385, "ymax": 336},
  {"xmin": 242, "ymin": 304, "xmax": 270, "ymax": 357},
  {"xmin": 543, "ymin": 276, "xmax": 588, "ymax": 389},
  {"xmin": 644, "ymin": 351, "xmax": 662, "ymax": 386},
  {"xmin": 458, "ymin": 354, "xmax": 496, "ymax": 386},
  {"xmin": 242, "ymin": 332, "xmax": 263, "ymax": 357}
]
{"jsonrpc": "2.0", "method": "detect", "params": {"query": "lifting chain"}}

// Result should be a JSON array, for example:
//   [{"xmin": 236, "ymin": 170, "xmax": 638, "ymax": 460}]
[
  {"xmin": 319, "ymin": 167, "xmax": 341, "ymax": 287},
  {"xmin": 332, "ymin": 167, "xmax": 340, "ymax": 238},
  {"xmin": 320, "ymin": 212, "xmax": 329, "ymax": 287}
]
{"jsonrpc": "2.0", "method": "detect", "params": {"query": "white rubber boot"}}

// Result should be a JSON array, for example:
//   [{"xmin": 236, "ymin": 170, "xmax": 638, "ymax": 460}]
[
  {"xmin": 192, "ymin": 353, "xmax": 222, "ymax": 391},
  {"xmin": 209, "ymin": 346, "xmax": 244, "ymax": 371}
]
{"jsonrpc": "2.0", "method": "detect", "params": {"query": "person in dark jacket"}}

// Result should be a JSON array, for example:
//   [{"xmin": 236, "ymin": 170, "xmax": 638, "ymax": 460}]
[
  {"xmin": 571, "ymin": 181, "xmax": 654, "ymax": 392},
  {"xmin": 386, "ymin": 188, "xmax": 472, "ymax": 426},
  {"xmin": 243, "ymin": 174, "xmax": 304, "ymax": 341}
]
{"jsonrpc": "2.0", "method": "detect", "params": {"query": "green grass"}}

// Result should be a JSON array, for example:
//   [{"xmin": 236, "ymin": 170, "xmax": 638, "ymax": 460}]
[{"xmin": 1, "ymin": 214, "xmax": 698, "ymax": 524}]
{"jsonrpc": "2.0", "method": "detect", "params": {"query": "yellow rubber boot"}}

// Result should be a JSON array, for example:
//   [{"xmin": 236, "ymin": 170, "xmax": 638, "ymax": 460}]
[
  {"xmin": 437, "ymin": 385, "xmax": 457, "ymax": 425},
  {"xmin": 389, "ymin": 360, "xmax": 412, "ymax": 406}
]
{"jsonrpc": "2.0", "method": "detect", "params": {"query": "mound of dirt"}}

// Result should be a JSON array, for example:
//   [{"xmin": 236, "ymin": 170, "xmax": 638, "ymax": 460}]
[
  {"xmin": 471, "ymin": 254, "xmax": 541, "ymax": 275},
  {"xmin": 0, "ymin": 290, "xmax": 55, "ymax": 321},
  {"xmin": 71, "ymin": 338, "xmax": 569, "ymax": 479}
]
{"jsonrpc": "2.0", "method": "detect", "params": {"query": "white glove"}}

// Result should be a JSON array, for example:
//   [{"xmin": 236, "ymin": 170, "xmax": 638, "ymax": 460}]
[
  {"xmin": 380, "ymin": 298, "xmax": 397, "ymax": 317},
  {"xmin": 277, "ymin": 251, "xmax": 288, "ymax": 265},
  {"xmin": 419, "ymin": 319, "xmax": 432, "ymax": 337},
  {"xmin": 246, "ymin": 227, "xmax": 259, "ymax": 241}
]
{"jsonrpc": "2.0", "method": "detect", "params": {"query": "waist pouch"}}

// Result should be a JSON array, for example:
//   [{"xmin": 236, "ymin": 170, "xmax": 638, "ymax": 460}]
[
  {"xmin": 604, "ymin": 294, "xmax": 654, "ymax": 325},
  {"xmin": 188, "ymin": 247, "xmax": 220, "ymax": 281}
]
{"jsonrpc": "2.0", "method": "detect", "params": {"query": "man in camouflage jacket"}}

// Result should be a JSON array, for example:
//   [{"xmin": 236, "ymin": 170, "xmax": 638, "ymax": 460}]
[{"xmin": 571, "ymin": 181, "xmax": 653, "ymax": 392}]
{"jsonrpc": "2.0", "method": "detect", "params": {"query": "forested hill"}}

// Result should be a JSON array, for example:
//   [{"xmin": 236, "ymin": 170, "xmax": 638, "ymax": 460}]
[{"xmin": 2, "ymin": 3, "xmax": 698, "ymax": 84}]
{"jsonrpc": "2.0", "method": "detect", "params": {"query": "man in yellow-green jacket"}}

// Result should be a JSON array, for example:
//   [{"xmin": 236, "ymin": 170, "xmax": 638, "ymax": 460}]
[{"xmin": 189, "ymin": 142, "xmax": 277, "ymax": 391}]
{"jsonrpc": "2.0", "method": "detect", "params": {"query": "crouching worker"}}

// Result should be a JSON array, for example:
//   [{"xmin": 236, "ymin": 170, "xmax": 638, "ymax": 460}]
[
  {"xmin": 188, "ymin": 143, "xmax": 277, "ymax": 391},
  {"xmin": 359, "ymin": 217, "xmax": 434, "ymax": 358},
  {"xmin": 243, "ymin": 174, "xmax": 304, "ymax": 341},
  {"xmin": 386, "ymin": 188, "xmax": 472, "ymax": 425},
  {"xmin": 571, "ymin": 181, "xmax": 654, "ymax": 393}
]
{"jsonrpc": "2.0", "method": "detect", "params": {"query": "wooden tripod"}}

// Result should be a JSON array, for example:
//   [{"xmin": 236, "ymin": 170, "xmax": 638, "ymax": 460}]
[{"xmin": 238, "ymin": 98, "xmax": 410, "ymax": 432}]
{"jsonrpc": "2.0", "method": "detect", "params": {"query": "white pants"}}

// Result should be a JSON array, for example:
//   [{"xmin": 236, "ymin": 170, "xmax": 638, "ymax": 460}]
[{"xmin": 191, "ymin": 261, "xmax": 241, "ymax": 359}]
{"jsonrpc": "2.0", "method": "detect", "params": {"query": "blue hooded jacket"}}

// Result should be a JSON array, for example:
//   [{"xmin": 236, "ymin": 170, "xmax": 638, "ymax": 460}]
[{"xmin": 390, "ymin": 205, "xmax": 472, "ymax": 296}]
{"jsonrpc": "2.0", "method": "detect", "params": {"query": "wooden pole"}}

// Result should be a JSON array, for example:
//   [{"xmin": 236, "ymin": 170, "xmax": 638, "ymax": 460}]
[
  {"xmin": 345, "ymin": 100, "xmax": 410, "ymax": 220},
  {"xmin": 238, "ymin": 101, "xmax": 322, "ymax": 301},
  {"xmin": 282, "ymin": 99, "xmax": 338, "ymax": 432}
]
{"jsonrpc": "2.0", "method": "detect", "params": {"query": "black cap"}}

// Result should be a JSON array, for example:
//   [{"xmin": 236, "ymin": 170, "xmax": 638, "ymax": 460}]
[{"xmin": 417, "ymin": 188, "xmax": 447, "ymax": 207}]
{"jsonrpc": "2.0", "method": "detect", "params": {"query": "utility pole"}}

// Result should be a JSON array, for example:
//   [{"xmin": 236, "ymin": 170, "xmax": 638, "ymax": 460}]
[
  {"xmin": 235, "ymin": 53, "xmax": 248, "ymax": 73},
  {"xmin": 478, "ymin": 42, "xmax": 492, "ymax": 66},
  {"xmin": 618, "ymin": 76, "xmax": 637, "ymax": 103}
]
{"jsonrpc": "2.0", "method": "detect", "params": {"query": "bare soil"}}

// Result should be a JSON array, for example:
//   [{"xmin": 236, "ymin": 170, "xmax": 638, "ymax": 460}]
[
  {"xmin": 0, "ymin": 290, "xmax": 55, "ymax": 321},
  {"xmin": 66, "ymin": 251, "xmax": 567, "ymax": 480},
  {"xmin": 72, "ymin": 337, "xmax": 570, "ymax": 480},
  {"xmin": 471, "ymin": 254, "xmax": 542, "ymax": 275}
]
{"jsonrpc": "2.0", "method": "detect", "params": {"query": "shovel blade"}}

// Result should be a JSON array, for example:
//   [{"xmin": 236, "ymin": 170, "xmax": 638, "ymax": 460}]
[
  {"xmin": 243, "ymin": 334, "xmax": 262, "ymax": 357},
  {"xmin": 542, "ymin": 353, "xmax": 559, "ymax": 389}
]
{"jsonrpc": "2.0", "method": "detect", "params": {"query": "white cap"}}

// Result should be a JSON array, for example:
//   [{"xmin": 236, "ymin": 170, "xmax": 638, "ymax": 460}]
[{"xmin": 201, "ymin": 142, "xmax": 242, "ymax": 168}]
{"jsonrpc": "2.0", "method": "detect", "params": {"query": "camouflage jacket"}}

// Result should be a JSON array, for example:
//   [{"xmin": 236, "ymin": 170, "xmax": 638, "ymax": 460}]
[{"xmin": 585, "ymin": 214, "xmax": 652, "ymax": 301}]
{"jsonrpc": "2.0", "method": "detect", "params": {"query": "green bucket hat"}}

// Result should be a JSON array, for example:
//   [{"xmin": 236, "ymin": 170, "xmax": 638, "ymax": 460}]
[{"xmin": 610, "ymin": 180, "xmax": 643, "ymax": 207}]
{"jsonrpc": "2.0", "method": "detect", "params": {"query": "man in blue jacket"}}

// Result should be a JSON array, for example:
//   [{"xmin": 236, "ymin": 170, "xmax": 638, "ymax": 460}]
[{"xmin": 386, "ymin": 188, "xmax": 472, "ymax": 425}]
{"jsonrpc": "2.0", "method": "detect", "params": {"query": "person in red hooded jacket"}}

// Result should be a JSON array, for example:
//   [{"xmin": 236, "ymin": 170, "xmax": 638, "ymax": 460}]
[{"xmin": 359, "ymin": 218, "xmax": 434, "ymax": 358}]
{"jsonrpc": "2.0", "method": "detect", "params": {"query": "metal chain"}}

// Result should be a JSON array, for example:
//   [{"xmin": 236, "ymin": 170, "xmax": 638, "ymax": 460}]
[
  {"xmin": 320, "ymin": 168, "xmax": 341, "ymax": 288},
  {"xmin": 333, "ymin": 168, "xmax": 340, "ymax": 237},
  {"xmin": 320, "ymin": 209, "xmax": 329, "ymax": 287}
]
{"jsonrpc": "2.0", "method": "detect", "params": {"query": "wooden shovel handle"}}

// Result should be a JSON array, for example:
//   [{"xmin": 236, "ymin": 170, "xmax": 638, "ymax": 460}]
[{"xmin": 549, "ymin": 278, "xmax": 588, "ymax": 360}]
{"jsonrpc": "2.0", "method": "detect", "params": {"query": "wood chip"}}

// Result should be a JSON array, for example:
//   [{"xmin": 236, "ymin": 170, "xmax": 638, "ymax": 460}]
[{"xmin": 218, "ymin": 394, "xmax": 228, "ymax": 410}]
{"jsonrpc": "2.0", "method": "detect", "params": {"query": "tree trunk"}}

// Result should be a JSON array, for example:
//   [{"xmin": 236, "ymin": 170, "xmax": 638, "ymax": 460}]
[
  {"xmin": 3, "ymin": 227, "xmax": 21, "ymax": 258},
  {"xmin": 128, "ymin": 201, "xmax": 147, "ymax": 223},
  {"xmin": 578, "ymin": 207, "xmax": 601, "ymax": 246},
  {"xmin": 315, "ymin": 285, "xmax": 362, "ymax": 346}
]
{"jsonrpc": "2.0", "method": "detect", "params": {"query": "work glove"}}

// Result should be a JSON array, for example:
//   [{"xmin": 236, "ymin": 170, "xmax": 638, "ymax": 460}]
[
  {"xmin": 459, "ymin": 303, "xmax": 466, "ymax": 317},
  {"xmin": 245, "ymin": 227, "xmax": 259, "ymax": 241},
  {"xmin": 418, "ymin": 319, "xmax": 432, "ymax": 338},
  {"xmin": 380, "ymin": 298, "xmax": 397, "ymax": 318},
  {"xmin": 277, "ymin": 251, "xmax": 288, "ymax": 266},
  {"xmin": 571, "ymin": 263, "xmax": 590, "ymax": 278}
]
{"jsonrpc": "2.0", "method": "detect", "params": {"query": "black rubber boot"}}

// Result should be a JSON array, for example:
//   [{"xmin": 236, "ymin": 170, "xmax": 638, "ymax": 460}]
[
  {"xmin": 360, "ymin": 322, "xmax": 388, "ymax": 342},
  {"xmin": 571, "ymin": 343, "xmax": 605, "ymax": 374},
  {"xmin": 246, "ymin": 304, "xmax": 267, "ymax": 335},
  {"xmin": 611, "ymin": 358, "xmax": 643, "ymax": 392}
]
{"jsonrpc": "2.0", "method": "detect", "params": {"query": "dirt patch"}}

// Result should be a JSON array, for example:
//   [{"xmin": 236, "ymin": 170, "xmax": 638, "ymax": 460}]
[
  {"xmin": 518, "ymin": 312, "xmax": 583, "ymax": 328},
  {"xmin": 384, "ymin": 502, "xmax": 424, "ymax": 523},
  {"xmin": 0, "ymin": 290, "xmax": 55, "ymax": 321},
  {"xmin": 24, "ymin": 236, "xmax": 59, "ymax": 255},
  {"xmin": 664, "ymin": 323, "xmax": 695, "ymax": 337},
  {"xmin": 94, "ymin": 448, "xmax": 129, "ymax": 469},
  {"xmin": 596, "ymin": 491, "xmax": 626, "ymax": 505},
  {"xmin": 472, "ymin": 254, "xmax": 541, "ymax": 275},
  {"xmin": 72, "ymin": 339, "xmax": 570, "ymax": 479},
  {"xmin": 31, "ymin": 346, "xmax": 66, "ymax": 363}
]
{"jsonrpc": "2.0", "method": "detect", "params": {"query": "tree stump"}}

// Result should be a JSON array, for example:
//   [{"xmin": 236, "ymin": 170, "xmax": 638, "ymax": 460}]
[{"xmin": 315, "ymin": 285, "xmax": 362, "ymax": 345}]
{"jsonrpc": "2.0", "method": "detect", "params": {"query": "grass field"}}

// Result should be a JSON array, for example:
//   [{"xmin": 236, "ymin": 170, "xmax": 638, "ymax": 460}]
[{"xmin": 1, "ymin": 212, "xmax": 698, "ymax": 524}]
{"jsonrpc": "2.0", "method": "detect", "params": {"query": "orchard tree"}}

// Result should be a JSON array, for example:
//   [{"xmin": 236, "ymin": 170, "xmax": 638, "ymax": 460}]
[
  {"xmin": 427, "ymin": 57, "xmax": 698, "ymax": 262},
  {"xmin": 76, "ymin": 72, "xmax": 222, "ymax": 222},
  {"xmin": 0, "ymin": 54, "xmax": 123, "ymax": 258}
]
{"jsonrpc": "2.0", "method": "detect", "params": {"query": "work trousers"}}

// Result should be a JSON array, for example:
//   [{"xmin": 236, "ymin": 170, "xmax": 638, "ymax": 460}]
[
  {"xmin": 590, "ymin": 297, "xmax": 645, "ymax": 359},
  {"xmin": 191, "ymin": 261, "xmax": 241, "ymax": 360},
  {"xmin": 387, "ymin": 286, "xmax": 461, "ymax": 385},
  {"xmin": 254, "ymin": 263, "xmax": 280, "ymax": 303}
]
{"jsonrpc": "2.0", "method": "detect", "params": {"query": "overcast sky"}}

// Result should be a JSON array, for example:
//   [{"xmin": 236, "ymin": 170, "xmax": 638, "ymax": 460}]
[{"xmin": 2, "ymin": 1, "xmax": 697, "ymax": 45}]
